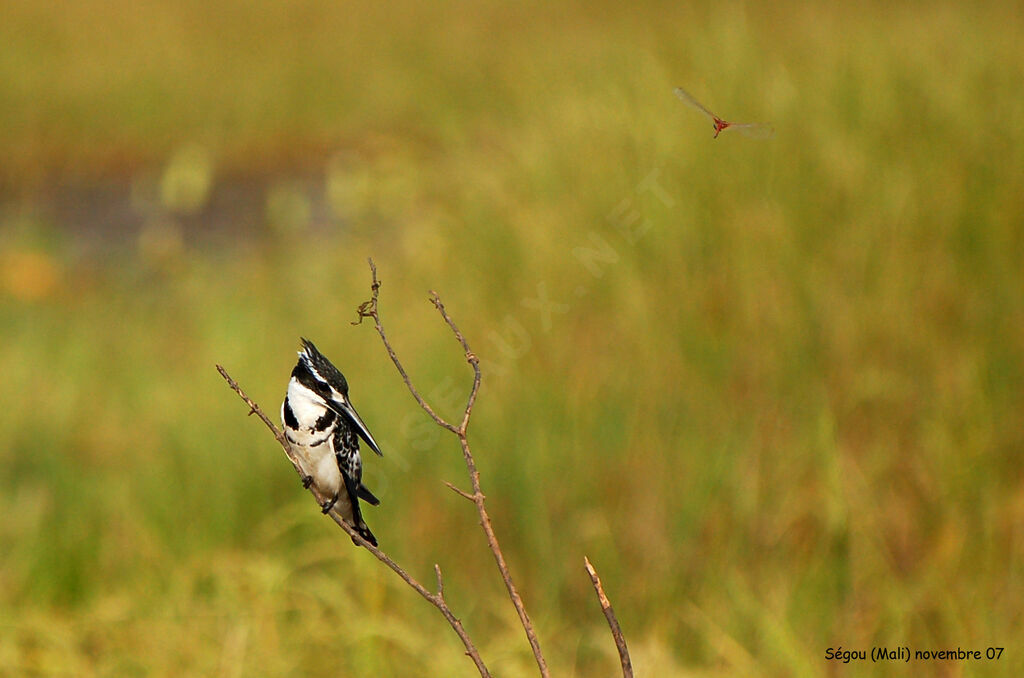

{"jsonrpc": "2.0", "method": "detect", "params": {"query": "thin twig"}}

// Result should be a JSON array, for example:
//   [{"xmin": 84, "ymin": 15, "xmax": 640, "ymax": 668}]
[
  {"xmin": 217, "ymin": 366, "xmax": 290, "ymax": 452},
  {"xmin": 354, "ymin": 260, "xmax": 458, "ymax": 434},
  {"xmin": 358, "ymin": 258, "xmax": 550, "ymax": 678},
  {"xmin": 443, "ymin": 481, "xmax": 478, "ymax": 502},
  {"xmin": 584, "ymin": 556, "xmax": 633, "ymax": 678},
  {"xmin": 428, "ymin": 291, "xmax": 481, "ymax": 433},
  {"xmin": 216, "ymin": 365, "xmax": 490, "ymax": 678}
]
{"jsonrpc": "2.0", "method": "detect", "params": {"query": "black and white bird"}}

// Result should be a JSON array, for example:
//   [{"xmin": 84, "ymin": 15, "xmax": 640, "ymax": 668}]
[{"xmin": 281, "ymin": 338, "xmax": 382, "ymax": 546}]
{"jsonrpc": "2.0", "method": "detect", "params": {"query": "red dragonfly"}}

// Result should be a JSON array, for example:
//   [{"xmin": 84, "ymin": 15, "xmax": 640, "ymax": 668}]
[{"xmin": 674, "ymin": 87, "xmax": 774, "ymax": 139}]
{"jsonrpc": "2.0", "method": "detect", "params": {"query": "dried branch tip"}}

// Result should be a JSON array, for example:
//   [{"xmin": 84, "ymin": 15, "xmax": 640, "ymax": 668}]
[
  {"xmin": 584, "ymin": 556, "xmax": 633, "ymax": 678},
  {"xmin": 434, "ymin": 564, "xmax": 444, "ymax": 596}
]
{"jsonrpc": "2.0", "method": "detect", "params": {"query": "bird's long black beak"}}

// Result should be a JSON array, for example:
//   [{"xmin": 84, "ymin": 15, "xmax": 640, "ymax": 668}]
[{"xmin": 330, "ymin": 398, "xmax": 383, "ymax": 456}]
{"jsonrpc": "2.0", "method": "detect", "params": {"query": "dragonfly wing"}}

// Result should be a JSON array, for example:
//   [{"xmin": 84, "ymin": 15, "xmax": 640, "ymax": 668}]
[
  {"xmin": 673, "ymin": 87, "xmax": 716, "ymax": 121},
  {"xmin": 729, "ymin": 123, "xmax": 775, "ymax": 139}
]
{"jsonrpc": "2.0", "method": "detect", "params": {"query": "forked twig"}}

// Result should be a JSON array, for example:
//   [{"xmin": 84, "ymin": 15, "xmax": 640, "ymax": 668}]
[
  {"xmin": 443, "ymin": 480, "xmax": 477, "ymax": 502},
  {"xmin": 216, "ymin": 365, "xmax": 490, "ymax": 677},
  {"xmin": 353, "ymin": 267, "xmax": 457, "ymax": 434},
  {"xmin": 585, "ymin": 556, "xmax": 633, "ymax": 677},
  {"xmin": 355, "ymin": 258, "xmax": 550, "ymax": 678}
]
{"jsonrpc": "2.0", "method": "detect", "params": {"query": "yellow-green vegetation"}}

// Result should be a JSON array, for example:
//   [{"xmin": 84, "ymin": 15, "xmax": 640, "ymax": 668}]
[{"xmin": 2, "ymin": 1, "xmax": 1022, "ymax": 676}]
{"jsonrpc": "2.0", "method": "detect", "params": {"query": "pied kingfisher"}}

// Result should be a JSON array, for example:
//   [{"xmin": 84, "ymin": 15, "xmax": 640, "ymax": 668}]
[{"xmin": 281, "ymin": 338, "xmax": 383, "ymax": 546}]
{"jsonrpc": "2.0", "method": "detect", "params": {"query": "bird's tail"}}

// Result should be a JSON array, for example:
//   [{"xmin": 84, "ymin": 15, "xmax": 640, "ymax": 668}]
[
  {"xmin": 350, "ymin": 521, "xmax": 377, "ymax": 547},
  {"xmin": 340, "ymin": 474, "xmax": 378, "ymax": 547}
]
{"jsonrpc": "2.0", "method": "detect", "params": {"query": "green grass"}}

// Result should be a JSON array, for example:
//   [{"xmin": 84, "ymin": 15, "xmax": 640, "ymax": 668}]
[{"xmin": 1, "ymin": 1, "xmax": 1023, "ymax": 675}]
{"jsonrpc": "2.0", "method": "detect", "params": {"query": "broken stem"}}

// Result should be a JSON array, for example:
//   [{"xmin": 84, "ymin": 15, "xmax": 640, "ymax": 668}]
[{"xmin": 585, "ymin": 556, "xmax": 632, "ymax": 678}]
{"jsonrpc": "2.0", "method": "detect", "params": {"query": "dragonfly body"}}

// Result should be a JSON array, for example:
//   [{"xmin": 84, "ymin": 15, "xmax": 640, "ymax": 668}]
[{"xmin": 711, "ymin": 117, "xmax": 729, "ymax": 138}]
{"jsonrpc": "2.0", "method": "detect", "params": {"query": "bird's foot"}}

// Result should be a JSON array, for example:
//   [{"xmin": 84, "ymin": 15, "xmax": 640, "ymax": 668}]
[{"xmin": 320, "ymin": 496, "xmax": 338, "ymax": 514}]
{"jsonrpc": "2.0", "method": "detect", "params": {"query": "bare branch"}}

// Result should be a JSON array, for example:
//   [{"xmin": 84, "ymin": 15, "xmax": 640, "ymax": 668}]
[
  {"xmin": 354, "ymin": 259, "xmax": 458, "ymax": 434},
  {"xmin": 359, "ymin": 260, "xmax": 550, "ymax": 678},
  {"xmin": 443, "ymin": 481, "xmax": 478, "ymax": 502},
  {"xmin": 216, "ymin": 364, "xmax": 490, "ymax": 678},
  {"xmin": 428, "ymin": 290, "xmax": 481, "ymax": 434},
  {"xmin": 216, "ymin": 365, "xmax": 292, "ymax": 467},
  {"xmin": 584, "ymin": 556, "xmax": 633, "ymax": 678}
]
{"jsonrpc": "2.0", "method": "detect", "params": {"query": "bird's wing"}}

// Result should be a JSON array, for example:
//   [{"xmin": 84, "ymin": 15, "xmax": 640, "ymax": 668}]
[{"xmin": 357, "ymin": 484, "xmax": 380, "ymax": 506}]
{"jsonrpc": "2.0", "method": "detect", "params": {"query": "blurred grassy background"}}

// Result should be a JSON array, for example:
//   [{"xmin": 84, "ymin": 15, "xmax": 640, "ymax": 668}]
[{"xmin": 1, "ymin": 0, "xmax": 1022, "ymax": 675}]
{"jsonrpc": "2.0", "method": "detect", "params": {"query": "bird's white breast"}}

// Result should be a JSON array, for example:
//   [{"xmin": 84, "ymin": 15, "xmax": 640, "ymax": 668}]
[
  {"xmin": 286, "ymin": 379, "xmax": 328, "ymax": 428},
  {"xmin": 283, "ymin": 378, "xmax": 344, "ymax": 499}
]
